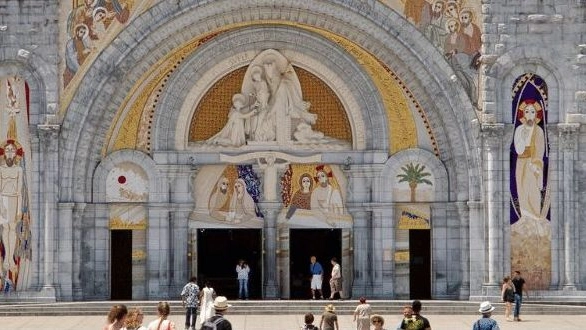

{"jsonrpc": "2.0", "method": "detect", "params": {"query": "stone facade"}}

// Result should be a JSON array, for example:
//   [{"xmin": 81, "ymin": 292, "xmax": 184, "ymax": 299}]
[{"xmin": 0, "ymin": 0, "xmax": 584, "ymax": 302}]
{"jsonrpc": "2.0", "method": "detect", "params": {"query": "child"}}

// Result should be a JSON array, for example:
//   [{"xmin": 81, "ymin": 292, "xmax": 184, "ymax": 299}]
[
  {"xmin": 208, "ymin": 93, "xmax": 257, "ymax": 146},
  {"xmin": 301, "ymin": 313, "xmax": 319, "ymax": 330}
]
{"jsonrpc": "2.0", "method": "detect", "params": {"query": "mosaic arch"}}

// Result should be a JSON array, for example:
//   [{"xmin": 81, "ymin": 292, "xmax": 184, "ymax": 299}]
[
  {"xmin": 510, "ymin": 73, "xmax": 550, "ymax": 290},
  {"xmin": 0, "ymin": 76, "xmax": 33, "ymax": 292}
]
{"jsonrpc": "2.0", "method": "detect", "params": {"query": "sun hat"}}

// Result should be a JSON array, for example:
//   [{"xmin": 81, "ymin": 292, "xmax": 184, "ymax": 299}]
[
  {"xmin": 479, "ymin": 301, "xmax": 495, "ymax": 314},
  {"xmin": 324, "ymin": 304, "xmax": 336, "ymax": 312},
  {"xmin": 213, "ymin": 296, "xmax": 232, "ymax": 311}
]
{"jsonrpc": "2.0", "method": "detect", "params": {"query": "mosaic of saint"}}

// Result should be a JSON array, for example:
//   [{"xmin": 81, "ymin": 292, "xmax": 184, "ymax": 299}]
[
  {"xmin": 510, "ymin": 73, "xmax": 550, "ymax": 290},
  {"xmin": 280, "ymin": 164, "xmax": 351, "ymax": 228},
  {"xmin": 0, "ymin": 77, "xmax": 33, "ymax": 292}
]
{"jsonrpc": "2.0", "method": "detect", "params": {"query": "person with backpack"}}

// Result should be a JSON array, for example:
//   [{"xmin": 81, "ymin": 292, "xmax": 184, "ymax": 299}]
[{"xmin": 201, "ymin": 296, "xmax": 232, "ymax": 330}]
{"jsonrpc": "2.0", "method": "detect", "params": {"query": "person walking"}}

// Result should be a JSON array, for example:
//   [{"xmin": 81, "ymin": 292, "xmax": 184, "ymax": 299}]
[
  {"xmin": 512, "ymin": 270, "xmax": 526, "ymax": 321},
  {"xmin": 472, "ymin": 301, "xmax": 500, "ymax": 330},
  {"xmin": 199, "ymin": 281, "xmax": 216, "ymax": 328},
  {"xmin": 501, "ymin": 276, "xmax": 515, "ymax": 321},
  {"xmin": 353, "ymin": 297, "xmax": 371, "ymax": 330},
  {"xmin": 236, "ymin": 259, "xmax": 250, "ymax": 299},
  {"xmin": 310, "ymin": 256, "xmax": 324, "ymax": 299},
  {"xmin": 411, "ymin": 300, "xmax": 431, "ymax": 330},
  {"xmin": 147, "ymin": 301, "xmax": 176, "ymax": 330},
  {"xmin": 180, "ymin": 276, "xmax": 200, "ymax": 330},
  {"xmin": 201, "ymin": 296, "xmax": 232, "ymax": 330},
  {"xmin": 328, "ymin": 257, "xmax": 343, "ymax": 300},
  {"xmin": 319, "ymin": 304, "xmax": 339, "ymax": 330}
]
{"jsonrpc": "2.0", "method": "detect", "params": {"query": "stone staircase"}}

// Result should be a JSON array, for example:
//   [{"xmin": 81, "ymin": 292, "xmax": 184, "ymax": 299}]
[{"xmin": 1, "ymin": 300, "xmax": 586, "ymax": 316}]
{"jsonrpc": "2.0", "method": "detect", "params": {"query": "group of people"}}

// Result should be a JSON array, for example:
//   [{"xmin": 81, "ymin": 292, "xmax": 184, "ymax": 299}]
[
  {"xmin": 300, "ymin": 299, "xmax": 431, "ymax": 330},
  {"xmin": 309, "ymin": 256, "xmax": 343, "ymax": 300},
  {"xmin": 102, "ymin": 282, "xmax": 233, "ymax": 330},
  {"xmin": 501, "ymin": 270, "xmax": 526, "ymax": 322}
]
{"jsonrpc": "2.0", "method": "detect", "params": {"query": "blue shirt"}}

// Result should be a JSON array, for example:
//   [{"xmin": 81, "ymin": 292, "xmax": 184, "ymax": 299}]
[{"xmin": 310, "ymin": 262, "xmax": 323, "ymax": 275}]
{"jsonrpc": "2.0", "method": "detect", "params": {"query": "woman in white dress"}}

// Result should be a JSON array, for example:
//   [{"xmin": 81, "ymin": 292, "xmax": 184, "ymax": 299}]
[{"xmin": 199, "ymin": 281, "xmax": 216, "ymax": 327}]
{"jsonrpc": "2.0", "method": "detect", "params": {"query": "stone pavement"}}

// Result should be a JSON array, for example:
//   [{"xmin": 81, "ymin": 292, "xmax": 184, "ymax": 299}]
[{"xmin": 2, "ymin": 312, "xmax": 585, "ymax": 329}]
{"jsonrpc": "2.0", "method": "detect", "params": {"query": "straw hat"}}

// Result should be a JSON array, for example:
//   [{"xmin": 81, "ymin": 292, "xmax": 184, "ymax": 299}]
[{"xmin": 213, "ymin": 296, "xmax": 232, "ymax": 311}]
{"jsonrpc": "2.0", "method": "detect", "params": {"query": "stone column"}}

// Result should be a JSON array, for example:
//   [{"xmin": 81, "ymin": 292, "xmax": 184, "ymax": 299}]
[
  {"xmin": 559, "ymin": 123, "xmax": 580, "ymax": 289},
  {"xmin": 38, "ymin": 124, "xmax": 60, "ymax": 295},
  {"xmin": 481, "ymin": 123, "xmax": 503, "ymax": 287},
  {"xmin": 259, "ymin": 202, "xmax": 280, "ymax": 298},
  {"xmin": 348, "ymin": 208, "xmax": 371, "ymax": 297},
  {"xmin": 147, "ymin": 204, "xmax": 171, "ymax": 299},
  {"xmin": 57, "ymin": 202, "xmax": 74, "ymax": 300},
  {"xmin": 467, "ymin": 201, "xmax": 484, "ymax": 297},
  {"xmin": 72, "ymin": 202, "xmax": 86, "ymax": 300},
  {"xmin": 456, "ymin": 201, "xmax": 471, "ymax": 299}
]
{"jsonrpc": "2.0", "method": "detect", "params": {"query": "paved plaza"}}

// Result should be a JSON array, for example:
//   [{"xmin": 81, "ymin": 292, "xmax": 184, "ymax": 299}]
[{"xmin": 3, "ymin": 312, "xmax": 585, "ymax": 330}]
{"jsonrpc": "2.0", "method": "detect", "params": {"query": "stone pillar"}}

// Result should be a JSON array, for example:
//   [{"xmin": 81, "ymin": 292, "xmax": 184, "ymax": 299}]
[
  {"xmin": 38, "ymin": 124, "xmax": 60, "ymax": 295},
  {"xmin": 481, "ymin": 123, "xmax": 503, "ymax": 287},
  {"xmin": 259, "ymin": 202, "xmax": 280, "ymax": 298},
  {"xmin": 72, "ymin": 202, "xmax": 86, "ymax": 300},
  {"xmin": 349, "ymin": 208, "xmax": 371, "ymax": 297},
  {"xmin": 559, "ymin": 123, "xmax": 580, "ymax": 289},
  {"xmin": 467, "ymin": 200, "xmax": 484, "ymax": 297},
  {"xmin": 57, "ymin": 202, "xmax": 74, "ymax": 300},
  {"xmin": 456, "ymin": 201, "xmax": 471, "ymax": 299},
  {"xmin": 147, "ymin": 204, "xmax": 171, "ymax": 299}
]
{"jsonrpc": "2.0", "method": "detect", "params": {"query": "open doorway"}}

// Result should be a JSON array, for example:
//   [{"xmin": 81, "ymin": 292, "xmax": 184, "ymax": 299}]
[
  {"xmin": 111, "ymin": 230, "xmax": 132, "ymax": 300},
  {"xmin": 409, "ymin": 229, "xmax": 431, "ymax": 299},
  {"xmin": 197, "ymin": 229, "xmax": 262, "ymax": 299},
  {"xmin": 289, "ymin": 229, "xmax": 341, "ymax": 299}
]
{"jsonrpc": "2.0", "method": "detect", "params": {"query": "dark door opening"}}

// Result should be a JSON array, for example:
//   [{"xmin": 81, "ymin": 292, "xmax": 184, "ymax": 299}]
[
  {"xmin": 290, "ymin": 229, "xmax": 341, "ymax": 300},
  {"xmin": 111, "ymin": 230, "xmax": 132, "ymax": 300},
  {"xmin": 409, "ymin": 229, "xmax": 431, "ymax": 299},
  {"xmin": 197, "ymin": 229, "xmax": 262, "ymax": 299}
]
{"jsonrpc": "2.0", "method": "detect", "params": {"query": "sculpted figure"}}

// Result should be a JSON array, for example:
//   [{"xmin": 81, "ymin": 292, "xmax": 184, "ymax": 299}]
[{"xmin": 207, "ymin": 93, "xmax": 258, "ymax": 147}]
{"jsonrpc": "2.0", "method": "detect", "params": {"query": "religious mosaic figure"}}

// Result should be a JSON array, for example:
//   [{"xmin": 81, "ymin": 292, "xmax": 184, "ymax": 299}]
[
  {"xmin": 310, "ymin": 165, "xmax": 344, "ymax": 215},
  {"xmin": 513, "ymin": 100, "xmax": 546, "ymax": 221},
  {"xmin": 208, "ymin": 176, "xmax": 231, "ymax": 221},
  {"xmin": 510, "ymin": 74, "xmax": 551, "ymax": 290},
  {"xmin": 285, "ymin": 173, "xmax": 313, "ymax": 219},
  {"xmin": 0, "ymin": 141, "xmax": 24, "ymax": 281},
  {"xmin": 227, "ymin": 178, "xmax": 257, "ymax": 223}
]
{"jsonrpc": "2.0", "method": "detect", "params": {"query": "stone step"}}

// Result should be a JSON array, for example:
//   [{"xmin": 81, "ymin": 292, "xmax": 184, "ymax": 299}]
[{"xmin": 1, "ymin": 300, "xmax": 585, "ymax": 316}]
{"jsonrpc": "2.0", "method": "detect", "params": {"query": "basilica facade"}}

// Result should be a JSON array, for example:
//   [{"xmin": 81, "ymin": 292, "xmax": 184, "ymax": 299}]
[{"xmin": 0, "ymin": 0, "xmax": 585, "ymax": 302}]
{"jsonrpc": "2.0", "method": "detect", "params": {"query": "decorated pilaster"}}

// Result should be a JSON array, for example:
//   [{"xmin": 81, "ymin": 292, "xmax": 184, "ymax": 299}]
[
  {"xmin": 37, "ymin": 123, "xmax": 60, "ymax": 295},
  {"xmin": 348, "ymin": 207, "xmax": 371, "ymax": 297},
  {"xmin": 481, "ymin": 123, "xmax": 504, "ymax": 288},
  {"xmin": 559, "ymin": 123, "xmax": 580, "ymax": 290},
  {"xmin": 72, "ymin": 202, "xmax": 86, "ymax": 300}
]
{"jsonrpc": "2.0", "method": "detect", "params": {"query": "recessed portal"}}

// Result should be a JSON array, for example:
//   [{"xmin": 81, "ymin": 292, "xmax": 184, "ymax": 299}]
[
  {"xmin": 197, "ymin": 229, "xmax": 262, "ymax": 299},
  {"xmin": 290, "ymin": 229, "xmax": 341, "ymax": 299},
  {"xmin": 409, "ymin": 229, "xmax": 431, "ymax": 299},
  {"xmin": 111, "ymin": 230, "xmax": 132, "ymax": 300}
]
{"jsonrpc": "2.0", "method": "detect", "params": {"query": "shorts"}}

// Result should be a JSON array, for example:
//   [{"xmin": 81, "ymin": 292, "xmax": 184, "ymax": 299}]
[
  {"xmin": 311, "ymin": 275, "xmax": 322, "ymax": 289},
  {"xmin": 329, "ymin": 277, "xmax": 342, "ymax": 292}
]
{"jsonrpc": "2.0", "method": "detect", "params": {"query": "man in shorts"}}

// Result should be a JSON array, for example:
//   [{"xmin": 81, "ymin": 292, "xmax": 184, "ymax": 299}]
[
  {"xmin": 328, "ymin": 257, "xmax": 343, "ymax": 300},
  {"xmin": 310, "ymin": 256, "xmax": 324, "ymax": 299}
]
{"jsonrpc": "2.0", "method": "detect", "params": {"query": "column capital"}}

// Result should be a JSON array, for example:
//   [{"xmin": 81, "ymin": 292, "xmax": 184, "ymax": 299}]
[{"xmin": 558, "ymin": 123, "xmax": 580, "ymax": 151}]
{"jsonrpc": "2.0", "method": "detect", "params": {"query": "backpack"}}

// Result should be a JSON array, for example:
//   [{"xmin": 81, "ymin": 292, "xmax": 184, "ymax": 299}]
[{"xmin": 201, "ymin": 316, "xmax": 224, "ymax": 330}]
